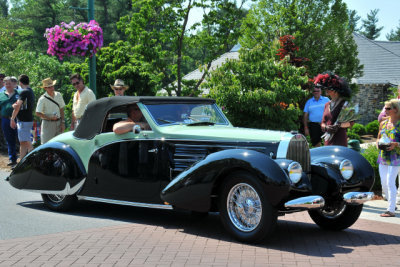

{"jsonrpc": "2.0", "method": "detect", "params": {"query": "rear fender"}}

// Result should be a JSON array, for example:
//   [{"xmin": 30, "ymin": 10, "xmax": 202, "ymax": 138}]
[
  {"xmin": 161, "ymin": 149, "xmax": 290, "ymax": 212},
  {"xmin": 8, "ymin": 142, "xmax": 86, "ymax": 195}
]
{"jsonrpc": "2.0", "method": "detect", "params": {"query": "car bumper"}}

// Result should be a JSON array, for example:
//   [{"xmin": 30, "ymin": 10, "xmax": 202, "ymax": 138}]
[
  {"xmin": 284, "ymin": 195, "xmax": 325, "ymax": 210},
  {"xmin": 343, "ymin": 192, "xmax": 374, "ymax": 204}
]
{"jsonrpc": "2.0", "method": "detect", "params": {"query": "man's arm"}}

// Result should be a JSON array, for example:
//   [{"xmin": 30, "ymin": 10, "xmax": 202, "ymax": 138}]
[
  {"xmin": 113, "ymin": 119, "xmax": 135, "ymax": 135},
  {"xmin": 303, "ymin": 112, "xmax": 309, "ymax": 136},
  {"xmin": 10, "ymin": 100, "xmax": 22, "ymax": 129}
]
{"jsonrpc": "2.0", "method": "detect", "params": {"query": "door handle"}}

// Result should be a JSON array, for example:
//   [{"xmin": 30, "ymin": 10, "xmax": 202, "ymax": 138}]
[{"xmin": 148, "ymin": 148, "xmax": 158, "ymax": 153}]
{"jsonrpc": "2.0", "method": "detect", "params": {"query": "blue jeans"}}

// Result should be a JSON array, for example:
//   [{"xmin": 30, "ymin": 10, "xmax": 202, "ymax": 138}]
[{"xmin": 2, "ymin": 118, "xmax": 17, "ymax": 162}]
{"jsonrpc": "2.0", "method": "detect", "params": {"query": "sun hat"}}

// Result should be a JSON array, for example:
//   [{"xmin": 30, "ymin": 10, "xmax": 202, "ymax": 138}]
[
  {"xmin": 110, "ymin": 79, "xmax": 129, "ymax": 90},
  {"xmin": 41, "ymin": 78, "xmax": 57, "ymax": 88},
  {"xmin": 313, "ymin": 71, "xmax": 351, "ymax": 97}
]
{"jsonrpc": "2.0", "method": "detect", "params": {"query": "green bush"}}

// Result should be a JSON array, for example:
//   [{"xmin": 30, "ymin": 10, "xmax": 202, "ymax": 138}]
[
  {"xmin": 365, "ymin": 120, "xmax": 380, "ymax": 137},
  {"xmin": 351, "ymin": 123, "xmax": 366, "ymax": 136},
  {"xmin": 347, "ymin": 131, "xmax": 361, "ymax": 142},
  {"xmin": 361, "ymin": 145, "xmax": 381, "ymax": 193}
]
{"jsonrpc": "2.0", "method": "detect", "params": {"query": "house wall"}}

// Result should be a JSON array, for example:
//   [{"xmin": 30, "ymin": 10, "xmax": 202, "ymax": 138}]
[{"xmin": 352, "ymin": 83, "xmax": 392, "ymax": 125}]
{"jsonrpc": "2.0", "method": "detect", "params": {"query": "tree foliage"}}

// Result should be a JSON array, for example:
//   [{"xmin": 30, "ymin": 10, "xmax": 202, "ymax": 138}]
[
  {"xmin": 347, "ymin": 9, "xmax": 361, "ymax": 32},
  {"xmin": 386, "ymin": 20, "xmax": 400, "ymax": 41},
  {"xmin": 206, "ymin": 45, "xmax": 309, "ymax": 130},
  {"xmin": 240, "ymin": 0, "xmax": 362, "ymax": 81},
  {"xmin": 360, "ymin": 9, "xmax": 383, "ymax": 40}
]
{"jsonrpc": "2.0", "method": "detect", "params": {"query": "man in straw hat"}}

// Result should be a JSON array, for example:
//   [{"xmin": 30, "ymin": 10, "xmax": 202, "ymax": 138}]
[
  {"xmin": 35, "ymin": 78, "xmax": 65, "ymax": 144},
  {"xmin": 111, "ymin": 79, "xmax": 129, "ymax": 96}
]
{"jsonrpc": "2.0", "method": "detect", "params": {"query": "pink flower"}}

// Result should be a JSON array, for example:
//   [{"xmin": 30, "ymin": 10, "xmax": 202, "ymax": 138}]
[{"xmin": 45, "ymin": 20, "xmax": 103, "ymax": 60}]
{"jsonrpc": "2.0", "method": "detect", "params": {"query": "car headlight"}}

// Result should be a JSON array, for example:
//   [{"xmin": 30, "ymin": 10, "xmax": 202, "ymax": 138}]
[
  {"xmin": 288, "ymin": 162, "xmax": 302, "ymax": 184},
  {"xmin": 340, "ymin": 159, "xmax": 354, "ymax": 180}
]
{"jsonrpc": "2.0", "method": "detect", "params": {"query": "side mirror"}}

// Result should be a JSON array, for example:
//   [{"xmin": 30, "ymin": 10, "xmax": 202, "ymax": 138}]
[{"xmin": 133, "ymin": 124, "xmax": 141, "ymax": 134}]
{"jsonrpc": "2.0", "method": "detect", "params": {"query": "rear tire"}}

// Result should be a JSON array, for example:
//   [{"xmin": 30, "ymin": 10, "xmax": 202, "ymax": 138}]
[
  {"xmin": 219, "ymin": 171, "xmax": 277, "ymax": 243},
  {"xmin": 308, "ymin": 202, "xmax": 363, "ymax": 231},
  {"xmin": 41, "ymin": 194, "xmax": 77, "ymax": 211}
]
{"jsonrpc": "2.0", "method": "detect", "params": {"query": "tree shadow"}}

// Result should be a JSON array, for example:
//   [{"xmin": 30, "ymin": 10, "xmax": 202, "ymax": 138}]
[{"xmin": 18, "ymin": 199, "xmax": 400, "ymax": 258}]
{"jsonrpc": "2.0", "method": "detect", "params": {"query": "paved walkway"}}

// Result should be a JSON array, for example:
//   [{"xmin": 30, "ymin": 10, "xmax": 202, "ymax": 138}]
[{"xmin": 0, "ymin": 200, "xmax": 399, "ymax": 266}]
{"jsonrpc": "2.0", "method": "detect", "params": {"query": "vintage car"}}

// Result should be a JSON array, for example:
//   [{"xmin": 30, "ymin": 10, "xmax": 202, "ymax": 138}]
[{"xmin": 8, "ymin": 96, "xmax": 374, "ymax": 243}]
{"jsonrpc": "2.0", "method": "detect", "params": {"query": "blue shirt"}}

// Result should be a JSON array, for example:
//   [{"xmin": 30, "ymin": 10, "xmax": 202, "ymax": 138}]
[{"xmin": 303, "ymin": 96, "xmax": 329, "ymax": 123}]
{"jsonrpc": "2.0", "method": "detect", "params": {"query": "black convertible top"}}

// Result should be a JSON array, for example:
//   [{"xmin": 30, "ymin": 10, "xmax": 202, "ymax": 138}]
[{"xmin": 73, "ymin": 96, "xmax": 215, "ymax": 139}]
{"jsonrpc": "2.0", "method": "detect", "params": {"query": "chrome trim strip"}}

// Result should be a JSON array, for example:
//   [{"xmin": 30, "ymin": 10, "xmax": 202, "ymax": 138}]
[
  {"xmin": 24, "ymin": 179, "xmax": 86, "ymax": 195},
  {"xmin": 284, "ymin": 195, "xmax": 325, "ymax": 209},
  {"xmin": 77, "ymin": 196, "xmax": 174, "ymax": 210},
  {"xmin": 276, "ymin": 133, "xmax": 293, "ymax": 158},
  {"xmin": 343, "ymin": 192, "xmax": 374, "ymax": 204}
]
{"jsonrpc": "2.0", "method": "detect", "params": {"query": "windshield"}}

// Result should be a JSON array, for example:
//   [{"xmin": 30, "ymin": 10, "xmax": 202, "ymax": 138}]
[{"xmin": 144, "ymin": 103, "xmax": 229, "ymax": 126}]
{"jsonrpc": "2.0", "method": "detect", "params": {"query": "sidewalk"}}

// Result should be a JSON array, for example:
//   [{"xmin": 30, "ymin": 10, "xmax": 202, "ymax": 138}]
[{"xmin": 0, "ymin": 199, "xmax": 399, "ymax": 266}]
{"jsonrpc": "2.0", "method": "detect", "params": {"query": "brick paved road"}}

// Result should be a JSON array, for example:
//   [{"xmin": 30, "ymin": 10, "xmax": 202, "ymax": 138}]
[{"xmin": 0, "ymin": 204, "xmax": 399, "ymax": 266}]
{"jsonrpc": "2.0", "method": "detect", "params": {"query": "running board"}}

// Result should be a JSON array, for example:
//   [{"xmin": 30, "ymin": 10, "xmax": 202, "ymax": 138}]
[{"xmin": 77, "ymin": 196, "xmax": 173, "ymax": 210}]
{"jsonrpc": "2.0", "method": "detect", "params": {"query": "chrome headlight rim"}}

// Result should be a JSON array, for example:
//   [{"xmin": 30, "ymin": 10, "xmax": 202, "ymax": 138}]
[
  {"xmin": 339, "ymin": 159, "xmax": 354, "ymax": 180},
  {"xmin": 288, "ymin": 161, "xmax": 302, "ymax": 184}
]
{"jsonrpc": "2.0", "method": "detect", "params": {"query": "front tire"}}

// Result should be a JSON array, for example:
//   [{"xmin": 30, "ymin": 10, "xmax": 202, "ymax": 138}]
[
  {"xmin": 41, "ymin": 194, "xmax": 77, "ymax": 211},
  {"xmin": 219, "ymin": 171, "xmax": 277, "ymax": 243},
  {"xmin": 308, "ymin": 202, "xmax": 363, "ymax": 231}
]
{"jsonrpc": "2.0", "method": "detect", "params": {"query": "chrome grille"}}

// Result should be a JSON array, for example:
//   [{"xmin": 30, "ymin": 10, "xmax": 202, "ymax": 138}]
[{"xmin": 286, "ymin": 135, "xmax": 311, "ymax": 179}]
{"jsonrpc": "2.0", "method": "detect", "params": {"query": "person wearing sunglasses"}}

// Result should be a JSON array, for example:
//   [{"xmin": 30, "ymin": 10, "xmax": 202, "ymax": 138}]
[
  {"xmin": 303, "ymin": 86, "xmax": 329, "ymax": 147},
  {"xmin": 69, "ymin": 73, "xmax": 96, "ymax": 130},
  {"xmin": 376, "ymin": 99, "xmax": 400, "ymax": 217},
  {"xmin": 110, "ymin": 79, "xmax": 129, "ymax": 96}
]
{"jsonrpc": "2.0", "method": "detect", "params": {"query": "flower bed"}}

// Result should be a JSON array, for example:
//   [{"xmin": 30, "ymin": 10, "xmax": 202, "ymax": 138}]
[{"xmin": 45, "ymin": 20, "xmax": 103, "ymax": 60}]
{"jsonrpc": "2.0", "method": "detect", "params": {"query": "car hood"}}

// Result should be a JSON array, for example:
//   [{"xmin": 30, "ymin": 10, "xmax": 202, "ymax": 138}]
[{"xmin": 156, "ymin": 125, "xmax": 291, "ymax": 143}]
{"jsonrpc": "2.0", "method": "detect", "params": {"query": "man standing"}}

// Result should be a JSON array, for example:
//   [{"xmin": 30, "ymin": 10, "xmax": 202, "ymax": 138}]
[
  {"xmin": 70, "ymin": 73, "xmax": 96, "ymax": 129},
  {"xmin": 36, "ymin": 78, "xmax": 65, "ymax": 144},
  {"xmin": 0, "ymin": 76, "xmax": 19, "ymax": 166},
  {"xmin": 303, "ymin": 86, "xmax": 330, "ymax": 147},
  {"xmin": 10, "ymin": 74, "xmax": 35, "ymax": 159},
  {"xmin": 110, "ymin": 79, "xmax": 129, "ymax": 96}
]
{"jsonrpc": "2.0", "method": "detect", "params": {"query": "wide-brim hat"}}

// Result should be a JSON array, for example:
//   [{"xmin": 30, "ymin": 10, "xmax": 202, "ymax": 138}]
[
  {"xmin": 110, "ymin": 79, "xmax": 129, "ymax": 90},
  {"xmin": 41, "ymin": 78, "xmax": 57, "ymax": 88},
  {"xmin": 314, "ymin": 71, "xmax": 351, "ymax": 97}
]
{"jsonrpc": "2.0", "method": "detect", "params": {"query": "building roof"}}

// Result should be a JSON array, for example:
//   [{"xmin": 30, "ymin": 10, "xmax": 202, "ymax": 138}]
[{"xmin": 353, "ymin": 33, "xmax": 400, "ymax": 85}]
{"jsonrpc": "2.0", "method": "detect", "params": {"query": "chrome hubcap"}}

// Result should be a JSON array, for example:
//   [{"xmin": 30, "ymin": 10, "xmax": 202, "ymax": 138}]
[
  {"xmin": 227, "ymin": 183, "xmax": 262, "ymax": 232},
  {"xmin": 320, "ymin": 202, "xmax": 347, "ymax": 219}
]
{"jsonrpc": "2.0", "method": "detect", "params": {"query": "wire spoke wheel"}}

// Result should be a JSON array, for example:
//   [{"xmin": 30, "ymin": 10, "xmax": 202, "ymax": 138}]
[{"xmin": 227, "ymin": 183, "xmax": 262, "ymax": 232}]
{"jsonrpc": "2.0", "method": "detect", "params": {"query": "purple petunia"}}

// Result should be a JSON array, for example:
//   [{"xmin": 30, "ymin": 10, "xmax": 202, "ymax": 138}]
[{"xmin": 44, "ymin": 20, "xmax": 103, "ymax": 60}]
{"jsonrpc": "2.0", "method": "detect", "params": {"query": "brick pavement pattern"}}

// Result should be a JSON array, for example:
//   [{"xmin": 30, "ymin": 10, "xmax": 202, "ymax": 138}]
[{"xmin": 0, "ymin": 207, "xmax": 399, "ymax": 266}]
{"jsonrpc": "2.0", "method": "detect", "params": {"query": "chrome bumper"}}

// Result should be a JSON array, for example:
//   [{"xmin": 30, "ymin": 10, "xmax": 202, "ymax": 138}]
[
  {"xmin": 284, "ymin": 195, "xmax": 325, "ymax": 210},
  {"xmin": 343, "ymin": 192, "xmax": 374, "ymax": 204}
]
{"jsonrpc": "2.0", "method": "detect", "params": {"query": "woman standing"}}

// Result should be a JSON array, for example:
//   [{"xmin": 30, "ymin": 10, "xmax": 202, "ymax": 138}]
[
  {"xmin": 376, "ymin": 99, "xmax": 400, "ymax": 217},
  {"xmin": 317, "ymin": 72, "xmax": 353, "ymax": 146}
]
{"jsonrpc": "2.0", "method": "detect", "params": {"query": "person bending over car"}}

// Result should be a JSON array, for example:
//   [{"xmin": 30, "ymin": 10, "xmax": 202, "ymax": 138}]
[{"xmin": 113, "ymin": 105, "xmax": 150, "ymax": 134}]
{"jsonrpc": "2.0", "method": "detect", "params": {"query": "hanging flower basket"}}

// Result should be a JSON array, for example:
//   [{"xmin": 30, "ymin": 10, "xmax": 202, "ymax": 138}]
[{"xmin": 44, "ymin": 20, "xmax": 103, "ymax": 60}]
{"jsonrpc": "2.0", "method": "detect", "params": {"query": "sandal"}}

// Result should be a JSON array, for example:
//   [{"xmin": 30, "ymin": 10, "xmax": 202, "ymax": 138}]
[{"xmin": 380, "ymin": 211, "xmax": 396, "ymax": 217}]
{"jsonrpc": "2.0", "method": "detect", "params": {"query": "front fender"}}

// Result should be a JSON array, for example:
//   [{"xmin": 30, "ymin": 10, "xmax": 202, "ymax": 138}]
[
  {"xmin": 161, "ymin": 149, "xmax": 290, "ymax": 212},
  {"xmin": 310, "ymin": 145, "xmax": 375, "ymax": 195},
  {"xmin": 8, "ymin": 142, "xmax": 86, "ymax": 194}
]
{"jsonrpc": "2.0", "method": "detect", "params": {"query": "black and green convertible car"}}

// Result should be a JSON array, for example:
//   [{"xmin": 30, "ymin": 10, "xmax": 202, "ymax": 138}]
[{"xmin": 8, "ymin": 96, "xmax": 374, "ymax": 243}]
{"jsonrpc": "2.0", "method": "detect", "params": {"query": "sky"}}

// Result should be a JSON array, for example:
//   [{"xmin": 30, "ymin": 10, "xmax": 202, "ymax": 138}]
[
  {"xmin": 188, "ymin": 0, "xmax": 400, "ymax": 41},
  {"xmin": 343, "ymin": 0, "xmax": 400, "ymax": 41}
]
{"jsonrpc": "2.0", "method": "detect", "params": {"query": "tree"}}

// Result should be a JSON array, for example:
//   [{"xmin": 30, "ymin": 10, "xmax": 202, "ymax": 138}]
[
  {"xmin": 0, "ymin": 0, "xmax": 8, "ymax": 17},
  {"xmin": 240, "ymin": 0, "xmax": 362, "ymax": 82},
  {"xmin": 206, "ymin": 45, "xmax": 309, "ymax": 131},
  {"xmin": 360, "ymin": 9, "xmax": 383, "ymax": 40},
  {"xmin": 386, "ymin": 21, "xmax": 400, "ymax": 41},
  {"xmin": 347, "ymin": 9, "xmax": 361, "ymax": 32}
]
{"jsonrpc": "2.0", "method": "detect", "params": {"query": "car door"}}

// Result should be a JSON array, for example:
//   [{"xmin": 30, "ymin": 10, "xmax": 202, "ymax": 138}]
[{"xmin": 84, "ymin": 138, "xmax": 163, "ymax": 203}]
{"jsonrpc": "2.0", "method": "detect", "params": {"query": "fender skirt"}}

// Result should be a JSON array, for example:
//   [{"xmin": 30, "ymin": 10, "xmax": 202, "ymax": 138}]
[
  {"xmin": 161, "ymin": 149, "xmax": 290, "ymax": 212},
  {"xmin": 8, "ymin": 142, "xmax": 86, "ymax": 194}
]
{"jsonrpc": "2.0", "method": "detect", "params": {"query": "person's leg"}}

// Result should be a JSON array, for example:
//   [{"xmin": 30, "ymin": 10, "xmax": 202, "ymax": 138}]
[
  {"xmin": 2, "ymin": 118, "xmax": 17, "ymax": 163},
  {"xmin": 379, "ymin": 164, "xmax": 389, "ymax": 200},
  {"xmin": 386, "ymin": 165, "xmax": 399, "ymax": 213},
  {"xmin": 17, "ymin": 121, "xmax": 33, "ymax": 159}
]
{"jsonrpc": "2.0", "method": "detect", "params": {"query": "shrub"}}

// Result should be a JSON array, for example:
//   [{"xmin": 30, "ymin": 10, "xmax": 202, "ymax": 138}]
[
  {"xmin": 365, "ymin": 120, "xmax": 379, "ymax": 137},
  {"xmin": 347, "ymin": 131, "xmax": 361, "ymax": 142},
  {"xmin": 361, "ymin": 145, "xmax": 381, "ymax": 193},
  {"xmin": 351, "ymin": 123, "xmax": 366, "ymax": 136}
]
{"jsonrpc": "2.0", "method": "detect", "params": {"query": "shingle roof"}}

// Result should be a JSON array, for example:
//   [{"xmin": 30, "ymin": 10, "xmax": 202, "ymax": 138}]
[{"xmin": 353, "ymin": 33, "xmax": 400, "ymax": 85}]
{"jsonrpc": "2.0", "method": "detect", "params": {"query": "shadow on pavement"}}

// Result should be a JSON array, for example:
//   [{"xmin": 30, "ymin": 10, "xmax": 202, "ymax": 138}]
[{"xmin": 18, "ymin": 199, "xmax": 400, "ymax": 257}]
